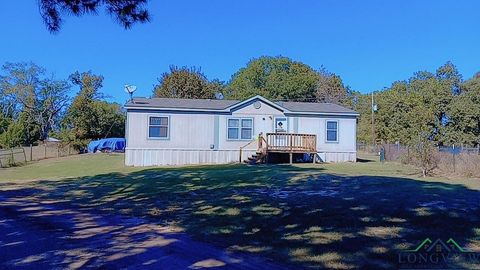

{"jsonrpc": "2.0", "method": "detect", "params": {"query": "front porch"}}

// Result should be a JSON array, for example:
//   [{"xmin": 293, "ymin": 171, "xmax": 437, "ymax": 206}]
[{"xmin": 241, "ymin": 133, "xmax": 317, "ymax": 164}]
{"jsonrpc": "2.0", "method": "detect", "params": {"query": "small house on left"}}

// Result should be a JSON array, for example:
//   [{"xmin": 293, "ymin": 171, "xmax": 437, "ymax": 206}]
[{"xmin": 125, "ymin": 95, "xmax": 359, "ymax": 166}]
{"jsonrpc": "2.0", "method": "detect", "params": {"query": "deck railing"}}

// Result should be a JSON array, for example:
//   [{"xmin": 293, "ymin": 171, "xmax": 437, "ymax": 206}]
[{"xmin": 265, "ymin": 133, "xmax": 317, "ymax": 153}]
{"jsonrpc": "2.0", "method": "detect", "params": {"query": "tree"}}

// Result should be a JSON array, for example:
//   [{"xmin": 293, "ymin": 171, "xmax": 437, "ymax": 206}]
[
  {"xmin": 435, "ymin": 61, "xmax": 462, "ymax": 95},
  {"xmin": 315, "ymin": 67, "xmax": 350, "ymax": 104},
  {"xmin": 38, "ymin": 0, "xmax": 150, "ymax": 33},
  {"xmin": 461, "ymin": 71, "xmax": 480, "ymax": 94},
  {"xmin": 365, "ymin": 62, "xmax": 463, "ymax": 146},
  {"xmin": 0, "ymin": 112, "xmax": 39, "ymax": 148},
  {"xmin": 0, "ymin": 62, "xmax": 69, "ymax": 143},
  {"xmin": 90, "ymin": 101, "xmax": 125, "ymax": 138},
  {"xmin": 0, "ymin": 89, "xmax": 16, "ymax": 138},
  {"xmin": 62, "ymin": 71, "xmax": 125, "ymax": 148},
  {"xmin": 205, "ymin": 79, "xmax": 226, "ymax": 98},
  {"xmin": 409, "ymin": 64, "xmax": 462, "ymax": 144},
  {"xmin": 33, "ymin": 79, "xmax": 71, "ymax": 140},
  {"xmin": 153, "ymin": 66, "xmax": 219, "ymax": 99},
  {"xmin": 444, "ymin": 74, "xmax": 480, "ymax": 146},
  {"xmin": 63, "ymin": 71, "xmax": 104, "ymax": 145},
  {"xmin": 373, "ymin": 82, "xmax": 432, "ymax": 145},
  {"xmin": 227, "ymin": 56, "xmax": 318, "ymax": 101}
]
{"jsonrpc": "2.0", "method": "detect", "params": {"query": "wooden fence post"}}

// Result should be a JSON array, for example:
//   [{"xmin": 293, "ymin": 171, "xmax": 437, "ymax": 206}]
[
  {"xmin": 21, "ymin": 146, "xmax": 27, "ymax": 163},
  {"xmin": 30, "ymin": 144, "xmax": 33, "ymax": 161},
  {"xmin": 452, "ymin": 152, "xmax": 456, "ymax": 173},
  {"xmin": 44, "ymin": 143, "xmax": 47, "ymax": 159},
  {"xmin": 10, "ymin": 148, "xmax": 14, "ymax": 166},
  {"xmin": 57, "ymin": 144, "xmax": 60, "ymax": 158},
  {"xmin": 452, "ymin": 144, "xmax": 456, "ymax": 173}
]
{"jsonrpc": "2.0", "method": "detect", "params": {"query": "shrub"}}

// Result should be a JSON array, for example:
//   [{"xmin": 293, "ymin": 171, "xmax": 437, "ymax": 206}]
[{"xmin": 410, "ymin": 141, "xmax": 439, "ymax": 177}]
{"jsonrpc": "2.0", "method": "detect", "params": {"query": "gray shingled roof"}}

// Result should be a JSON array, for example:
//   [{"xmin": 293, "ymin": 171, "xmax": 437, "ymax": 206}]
[
  {"xmin": 128, "ymin": 97, "xmax": 239, "ymax": 110},
  {"xmin": 276, "ymin": 101, "xmax": 358, "ymax": 114},
  {"xmin": 126, "ymin": 97, "xmax": 358, "ymax": 115}
]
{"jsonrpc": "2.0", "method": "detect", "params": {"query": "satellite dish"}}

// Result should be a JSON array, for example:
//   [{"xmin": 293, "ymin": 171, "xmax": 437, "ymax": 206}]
[
  {"xmin": 214, "ymin": 92, "xmax": 224, "ymax": 100},
  {"xmin": 124, "ymin": 84, "xmax": 137, "ymax": 94},
  {"xmin": 124, "ymin": 84, "xmax": 137, "ymax": 102}
]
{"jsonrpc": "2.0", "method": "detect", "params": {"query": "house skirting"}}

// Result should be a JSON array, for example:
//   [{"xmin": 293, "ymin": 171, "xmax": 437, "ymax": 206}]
[
  {"xmin": 125, "ymin": 148, "xmax": 256, "ymax": 166},
  {"xmin": 126, "ymin": 148, "xmax": 357, "ymax": 166},
  {"xmin": 317, "ymin": 151, "xmax": 357, "ymax": 163}
]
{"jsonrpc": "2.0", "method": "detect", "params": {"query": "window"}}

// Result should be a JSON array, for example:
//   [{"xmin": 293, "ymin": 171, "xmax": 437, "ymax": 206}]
[
  {"xmin": 227, "ymin": 118, "xmax": 253, "ymax": 140},
  {"xmin": 326, "ymin": 120, "xmax": 338, "ymax": 142},
  {"xmin": 227, "ymin": 119, "xmax": 239, "ymax": 139},
  {"xmin": 149, "ymin": 116, "xmax": 169, "ymax": 139}
]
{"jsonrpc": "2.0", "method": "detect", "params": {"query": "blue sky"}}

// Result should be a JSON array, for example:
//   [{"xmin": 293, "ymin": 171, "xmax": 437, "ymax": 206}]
[{"xmin": 1, "ymin": 1, "xmax": 479, "ymax": 103}]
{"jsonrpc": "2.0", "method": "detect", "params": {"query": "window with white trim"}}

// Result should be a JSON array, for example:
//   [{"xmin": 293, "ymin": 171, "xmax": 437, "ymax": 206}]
[
  {"xmin": 326, "ymin": 120, "xmax": 338, "ymax": 142},
  {"xmin": 227, "ymin": 118, "xmax": 253, "ymax": 140},
  {"xmin": 149, "ymin": 116, "xmax": 169, "ymax": 138}
]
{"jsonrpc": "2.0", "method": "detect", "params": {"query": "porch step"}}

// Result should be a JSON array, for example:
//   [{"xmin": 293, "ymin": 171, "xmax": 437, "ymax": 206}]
[{"xmin": 244, "ymin": 152, "xmax": 266, "ymax": 165}]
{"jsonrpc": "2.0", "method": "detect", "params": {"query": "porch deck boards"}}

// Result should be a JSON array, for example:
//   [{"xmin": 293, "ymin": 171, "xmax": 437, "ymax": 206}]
[{"xmin": 265, "ymin": 133, "xmax": 317, "ymax": 154}]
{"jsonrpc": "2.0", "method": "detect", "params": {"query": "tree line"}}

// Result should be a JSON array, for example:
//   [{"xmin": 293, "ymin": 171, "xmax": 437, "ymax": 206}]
[
  {"xmin": 357, "ymin": 63, "xmax": 480, "ymax": 148},
  {"xmin": 2, "ymin": 57, "xmax": 478, "ymax": 151},
  {"xmin": 154, "ymin": 56, "xmax": 352, "ymax": 103},
  {"xmin": 0, "ymin": 63, "xmax": 125, "ymax": 149},
  {"xmin": 153, "ymin": 56, "xmax": 480, "ymax": 148}
]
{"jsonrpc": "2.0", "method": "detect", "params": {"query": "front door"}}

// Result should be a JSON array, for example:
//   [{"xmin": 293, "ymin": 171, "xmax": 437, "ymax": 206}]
[
  {"xmin": 274, "ymin": 117, "xmax": 288, "ymax": 147},
  {"xmin": 274, "ymin": 117, "xmax": 288, "ymax": 133}
]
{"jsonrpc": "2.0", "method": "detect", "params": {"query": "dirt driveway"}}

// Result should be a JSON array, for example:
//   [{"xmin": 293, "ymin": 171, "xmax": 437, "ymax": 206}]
[{"xmin": 0, "ymin": 189, "xmax": 294, "ymax": 270}]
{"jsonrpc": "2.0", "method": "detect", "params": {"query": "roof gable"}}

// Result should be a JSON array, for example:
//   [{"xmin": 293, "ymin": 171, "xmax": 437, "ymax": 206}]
[{"xmin": 228, "ymin": 95, "xmax": 287, "ymax": 113}]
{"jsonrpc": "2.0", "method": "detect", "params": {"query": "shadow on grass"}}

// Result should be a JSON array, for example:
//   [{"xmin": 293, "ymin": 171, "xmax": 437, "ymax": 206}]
[
  {"xmin": 356, "ymin": 157, "xmax": 375, "ymax": 163},
  {"xmin": 0, "ymin": 164, "xmax": 479, "ymax": 269}
]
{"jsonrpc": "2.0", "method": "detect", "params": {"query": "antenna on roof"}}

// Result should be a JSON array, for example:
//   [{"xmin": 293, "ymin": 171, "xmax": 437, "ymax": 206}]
[
  {"xmin": 215, "ymin": 92, "xmax": 224, "ymax": 100},
  {"xmin": 124, "ymin": 84, "xmax": 137, "ymax": 102}
]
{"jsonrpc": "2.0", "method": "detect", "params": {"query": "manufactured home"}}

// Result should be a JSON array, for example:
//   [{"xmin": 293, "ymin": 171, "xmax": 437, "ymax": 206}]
[{"xmin": 125, "ymin": 95, "xmax": 358, "ymax": 166}]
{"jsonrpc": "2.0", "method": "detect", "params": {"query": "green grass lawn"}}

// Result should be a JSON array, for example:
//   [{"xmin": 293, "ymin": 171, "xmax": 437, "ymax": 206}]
[
  {"xmin": 1, "ymin": 154, "xmax": 479, "ymax": 269},
  {"xmin": 0, "ymin": 153, "xmax": 140, "ymax": 181}
]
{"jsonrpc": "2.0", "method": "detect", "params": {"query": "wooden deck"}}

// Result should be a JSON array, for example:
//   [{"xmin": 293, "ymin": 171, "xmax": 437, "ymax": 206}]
[
  {"xmin": 265, "ymin": 133, "xmax": 317, "ymax": 154},
  {"xmin": 240, "ymin": 133, "xmax": 317, "ymax": 164}
]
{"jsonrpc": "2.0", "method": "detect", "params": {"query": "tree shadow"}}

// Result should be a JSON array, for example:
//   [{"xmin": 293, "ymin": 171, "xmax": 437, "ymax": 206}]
[{"xmin": 0, "ymin": 164, "xmax": 479, "ymax": 269}]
